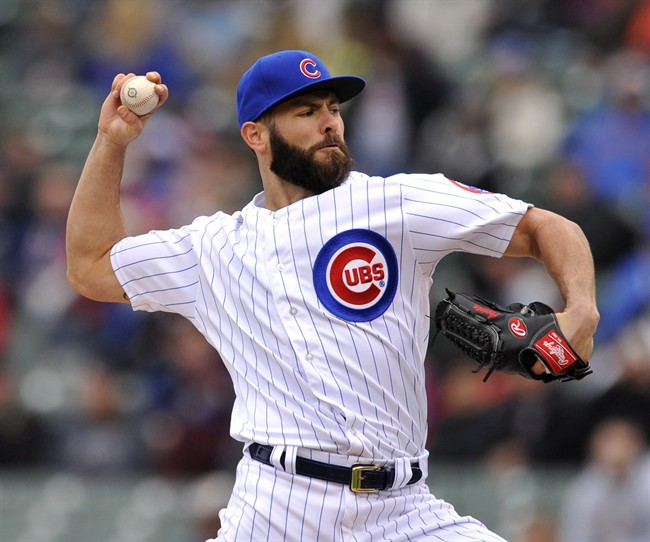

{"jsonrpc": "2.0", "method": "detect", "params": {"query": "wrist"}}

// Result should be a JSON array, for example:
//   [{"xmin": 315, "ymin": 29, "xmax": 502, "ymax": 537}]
[
  {"xmin": 96, "ymin": 129, "xmax": 129, "ymax": 152},
  {"xmin": 564, "ymin": 303, "xmax": 600, "ymax": 334}
]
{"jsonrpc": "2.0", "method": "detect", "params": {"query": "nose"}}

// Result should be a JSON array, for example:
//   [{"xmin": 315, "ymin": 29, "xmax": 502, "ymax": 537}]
[
  {"xmin": 321, "ymin": 117, "xmax": 337, "ymax": 135},
  {"xmin": 319, "ymin": 109, "xmax": 340, "ymax": 135}
]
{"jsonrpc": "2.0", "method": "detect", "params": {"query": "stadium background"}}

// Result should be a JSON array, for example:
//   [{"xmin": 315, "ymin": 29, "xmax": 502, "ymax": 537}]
[{"xmin": 1, "ymin": 1, "xmax": 648, "ymax": 541}]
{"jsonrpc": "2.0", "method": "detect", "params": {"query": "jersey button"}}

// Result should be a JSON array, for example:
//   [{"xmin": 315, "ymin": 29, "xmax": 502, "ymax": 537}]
[
  {"xmin": 277, "ymin": 264, "xmax": 285, "ymax": 272},
  {"xmin": 290, "ymin": 307, "xmax": 298, "ymax": 315},
  {"xmin": 305, "ymin": 354, "xmax": 313, "ymax": 362}
]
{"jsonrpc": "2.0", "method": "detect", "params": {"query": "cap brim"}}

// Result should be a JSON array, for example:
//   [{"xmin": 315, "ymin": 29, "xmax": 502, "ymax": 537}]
[{"xmin": 259, "ymin": 75, "xmax": 366, "ymax": 120}]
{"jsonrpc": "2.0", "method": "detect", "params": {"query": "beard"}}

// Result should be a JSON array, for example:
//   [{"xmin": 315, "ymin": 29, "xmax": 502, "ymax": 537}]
[{"xmin": 268, "ymin": 127, "xmax": 353, "ymax": 195}]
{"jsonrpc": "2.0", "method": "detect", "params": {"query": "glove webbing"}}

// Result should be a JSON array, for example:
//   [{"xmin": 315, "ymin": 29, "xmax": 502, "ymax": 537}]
[{"xmin": 434, "ymin": 302, "xmax": 502, "ymax": 382}]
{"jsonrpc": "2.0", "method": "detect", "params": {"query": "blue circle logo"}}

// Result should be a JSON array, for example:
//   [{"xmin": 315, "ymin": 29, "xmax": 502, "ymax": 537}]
[{"xmin": 313, "ymin": 229, "xmax": 398, "ymax": 322}]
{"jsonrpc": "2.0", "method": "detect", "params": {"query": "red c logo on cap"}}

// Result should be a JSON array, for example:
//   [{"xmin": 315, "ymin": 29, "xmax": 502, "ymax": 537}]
[{"xmin": 300, "ymin": 58, "xmax": 321, "ymax": 79}]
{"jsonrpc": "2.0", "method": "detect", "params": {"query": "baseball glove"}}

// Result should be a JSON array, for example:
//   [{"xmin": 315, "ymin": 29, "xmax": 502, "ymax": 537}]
[{"xmin": 432, "ymin": 289, "xmax": 592, "ymax": 383}]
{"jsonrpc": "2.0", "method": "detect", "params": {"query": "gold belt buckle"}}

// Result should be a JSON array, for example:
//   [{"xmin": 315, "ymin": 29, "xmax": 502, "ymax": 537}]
[{"xmin": 350, "ymin": 465, "xmax": 382, "ymax": 493}]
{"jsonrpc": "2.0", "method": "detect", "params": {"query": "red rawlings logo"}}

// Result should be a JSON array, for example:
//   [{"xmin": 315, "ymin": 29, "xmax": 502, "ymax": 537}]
[
  {"xmin": 534, "ymin": 330, "xmax": 578, "ymax": 374},
  {"xmin": 472, "ymin": 304, "xmax": 499, "ymax": 319},
  {"xmin": 509, "ymin": 317, "xmax": 527, "ymax": 338}
]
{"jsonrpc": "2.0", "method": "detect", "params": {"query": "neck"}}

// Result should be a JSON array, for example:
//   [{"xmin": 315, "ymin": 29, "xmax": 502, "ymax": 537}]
[{"xmin": 259, "ymin": 167, "xmax": 315, "ymax": 211}]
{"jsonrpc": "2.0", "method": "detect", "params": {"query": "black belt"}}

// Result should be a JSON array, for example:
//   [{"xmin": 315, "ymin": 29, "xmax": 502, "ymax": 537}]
[{"xmin": 248, "ymin": 442, "xmax": 422, "ymax": 493}]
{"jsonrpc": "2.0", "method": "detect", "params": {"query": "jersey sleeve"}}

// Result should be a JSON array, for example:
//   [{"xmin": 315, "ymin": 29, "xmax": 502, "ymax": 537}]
[
  {"xmin": 110, "ymin": 224, "xmax": 200, "ymax": 317},
  {"xmin": 398, "ymin": 173, "xmax": 531, "ymax": 268}
]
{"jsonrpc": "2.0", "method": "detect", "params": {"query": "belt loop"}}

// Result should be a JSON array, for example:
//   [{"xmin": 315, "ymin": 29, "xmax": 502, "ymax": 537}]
[
  {"xmin": 270, "ymin": 445, "xmax": 286, "ymax": 471},
  {"xmin": 418, "ymin": 450, "xmax": 429, "ymax": 482},
  {"xmin": 390, "ymin": 457, "xmax": 413, "ymax": 490},
  {"xmin": 283, "ymin": 446, "xmax": 298, "ymax": 475}
]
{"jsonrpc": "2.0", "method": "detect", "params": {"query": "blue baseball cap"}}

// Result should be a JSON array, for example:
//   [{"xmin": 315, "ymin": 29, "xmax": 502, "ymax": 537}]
[{"xmin": 237, "ymin": 50, "xmax": 366, "ymax": 127}]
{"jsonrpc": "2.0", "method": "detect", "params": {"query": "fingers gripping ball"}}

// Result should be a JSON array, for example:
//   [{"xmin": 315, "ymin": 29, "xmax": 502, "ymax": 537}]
[{"xmin": 120, "ymin": 76, "xmax": 159, "ymax": 116}]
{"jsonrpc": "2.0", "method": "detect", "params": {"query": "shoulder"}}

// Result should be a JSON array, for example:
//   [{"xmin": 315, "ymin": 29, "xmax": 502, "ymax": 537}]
[
  {"xmin": 377, "ymin": 172, "xmax": 493, "ymax": 202},
  {"xmin": 346, "ymin": 171, "xmax": 447, "ymax": 185},
  {"xmin": 189, "ymin": 198, "xmax": 258, "ymax": 233},
  {"xmin": 345, "ymin": 171, "xmax": 452, "ymax": 192},
  {"xmin": 345, "ymin": 171, "xmax": 529, "ymax": 210}
]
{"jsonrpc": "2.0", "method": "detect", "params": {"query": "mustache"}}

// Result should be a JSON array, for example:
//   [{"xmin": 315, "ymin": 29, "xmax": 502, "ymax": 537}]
[{"xmin": 309, "ymin": 135, "xmax": 345, "ymax": 153}]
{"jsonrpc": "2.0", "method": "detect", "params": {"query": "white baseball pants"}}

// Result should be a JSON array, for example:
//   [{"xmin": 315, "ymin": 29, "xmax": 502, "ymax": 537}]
[{"xmin": 207, "ymin": 452, "xmax": 507, "ymax": 542}]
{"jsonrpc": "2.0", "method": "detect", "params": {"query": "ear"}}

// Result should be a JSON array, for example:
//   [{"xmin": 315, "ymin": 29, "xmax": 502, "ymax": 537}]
[{"xmin": 241, "ymin": 121, "xmax": 268, "ymax": 154}]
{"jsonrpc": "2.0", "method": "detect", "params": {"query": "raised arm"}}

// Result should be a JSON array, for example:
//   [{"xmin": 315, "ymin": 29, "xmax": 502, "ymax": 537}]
[
  {"xmin": 505, "ymin": 207, "xmax": 600, "ymax": 361},
  {"xmin": 66, "ymin": 72, "xmax": 168, "ymax": 303}
]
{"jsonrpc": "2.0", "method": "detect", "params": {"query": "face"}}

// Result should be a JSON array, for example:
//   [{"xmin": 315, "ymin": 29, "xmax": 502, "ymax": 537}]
[{"xmin": 264, "ymin": 91, "xmax": 353, "ymax": 194}]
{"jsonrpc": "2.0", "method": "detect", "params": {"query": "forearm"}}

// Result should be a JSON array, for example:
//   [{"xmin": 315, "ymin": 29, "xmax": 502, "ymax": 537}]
[
  {"xmin": 507, "ymin": 209, "xmax": 595, "ymax": 305},
  {"xmin": 66, "ymin": 132, "xmax": 129, "ymax": 301},
  {"xmin": 532, "ymin": 215, "xmax": 597, "ymax": 312},
  {"xmin": 506, "ymin": 208, "xmax": 599, "ymax": 358}
]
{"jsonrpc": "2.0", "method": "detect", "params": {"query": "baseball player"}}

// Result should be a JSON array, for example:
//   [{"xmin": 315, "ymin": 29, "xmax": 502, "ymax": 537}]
[{"xmin": 66, "ymin": 50, "xmax": 599, "ymax": 541}]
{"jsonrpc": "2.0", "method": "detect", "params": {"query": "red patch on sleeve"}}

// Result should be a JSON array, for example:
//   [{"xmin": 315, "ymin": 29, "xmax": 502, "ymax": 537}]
[{"xmin": 449, "ymin": 179, "xmax": 492, "ymax": 194}]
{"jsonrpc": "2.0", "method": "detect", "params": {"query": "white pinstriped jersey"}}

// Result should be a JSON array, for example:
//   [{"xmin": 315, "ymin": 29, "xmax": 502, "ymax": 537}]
[{"xmin": 110, "ymin": 172, "xmax": 529, "ymax": 463}]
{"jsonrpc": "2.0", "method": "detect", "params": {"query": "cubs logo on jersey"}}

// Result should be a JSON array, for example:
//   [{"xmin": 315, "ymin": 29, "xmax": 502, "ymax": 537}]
[{"xmin": 313, "ymin": 229, "xmax": 398, "ymax": 322}]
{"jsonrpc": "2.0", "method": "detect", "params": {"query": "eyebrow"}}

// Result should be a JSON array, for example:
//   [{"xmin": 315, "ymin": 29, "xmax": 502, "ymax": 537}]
[{"xmin": 287, "ymin": 92, "xmax": 340, "ymax": 109}]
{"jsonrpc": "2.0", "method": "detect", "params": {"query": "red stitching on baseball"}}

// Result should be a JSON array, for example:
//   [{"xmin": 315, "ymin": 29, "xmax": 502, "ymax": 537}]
[{"xmin": 121, "ymin": 78, "xmax": 157, "ymax": 109}]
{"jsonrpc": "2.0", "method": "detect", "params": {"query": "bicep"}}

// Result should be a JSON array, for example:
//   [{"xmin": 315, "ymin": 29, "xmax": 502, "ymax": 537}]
[
  {"xmin": 504, "ymin": 206, "xmax": 582, "ymax": 260},
  {"xmin": 504, "ymin": 207, "xmax": 550, "ymax": 259},
  {"xmin": 68, "ymin": 250, "xmax": 129, "ymax": 304},
  {"xmin": 97, "ymin": 253, "xmax": 131, "ymax": 303}
]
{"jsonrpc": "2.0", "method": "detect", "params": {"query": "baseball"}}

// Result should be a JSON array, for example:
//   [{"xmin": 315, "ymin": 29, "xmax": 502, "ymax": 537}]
[{"xmin": 120, "ymin": 75, "xmax": 159, "ymax": 116}]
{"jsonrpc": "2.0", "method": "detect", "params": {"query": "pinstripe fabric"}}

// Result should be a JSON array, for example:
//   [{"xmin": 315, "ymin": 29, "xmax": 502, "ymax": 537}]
[
  {"xmin": 212, "ymin": 454, "xmax": 507, "ymax": 542},
  {"xmin": 110, "ymin": 172, "xmax": 527, "ymax": 540}
]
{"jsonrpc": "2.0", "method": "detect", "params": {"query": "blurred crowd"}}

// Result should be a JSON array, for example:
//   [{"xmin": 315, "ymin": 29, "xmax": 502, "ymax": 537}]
[{"xmin": 1, "ymin": 0, "xmax": 649, "ymax": 540}]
